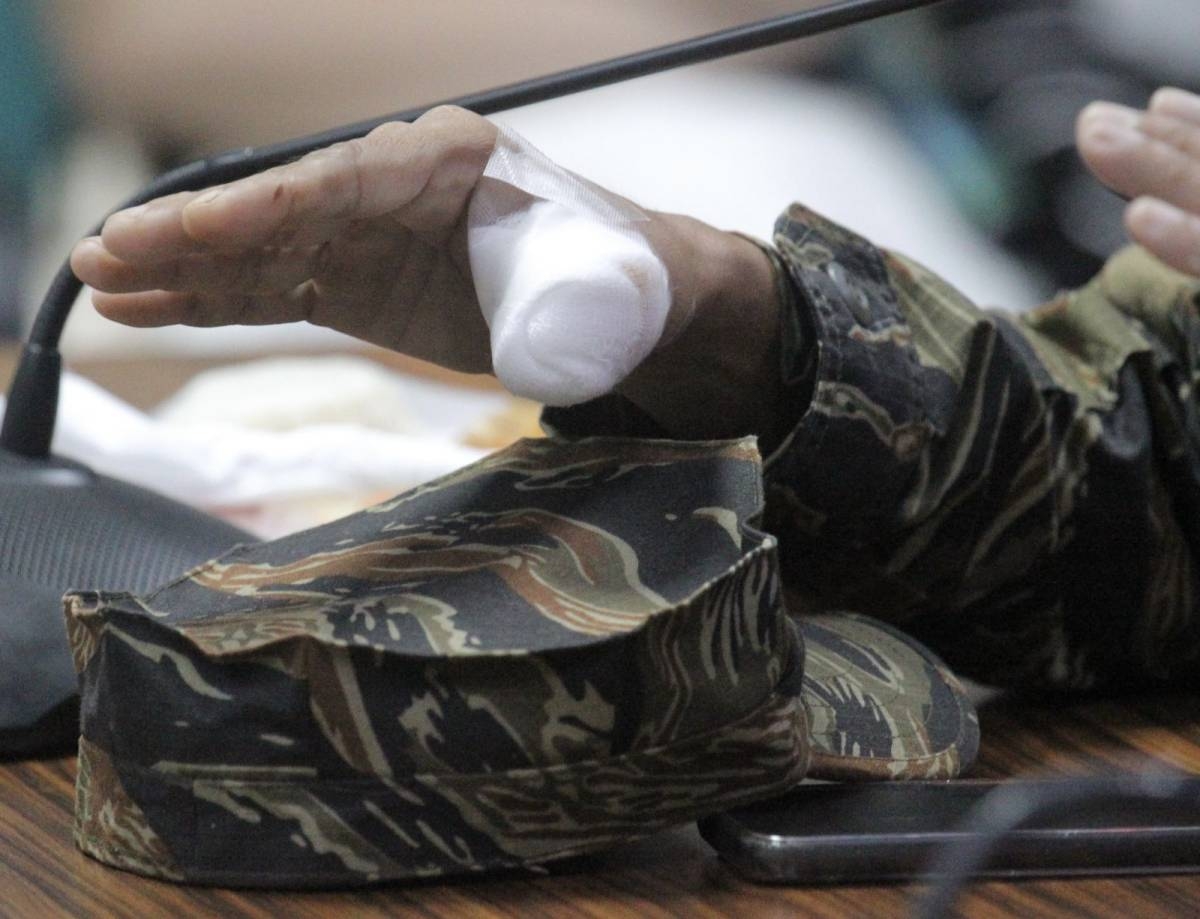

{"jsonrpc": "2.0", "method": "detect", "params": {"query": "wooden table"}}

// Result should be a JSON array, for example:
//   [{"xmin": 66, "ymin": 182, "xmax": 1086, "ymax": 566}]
[
  {"xmin": 4, "ymin": 692, "xmax": 1200, "ymax": 917},
  {"xmin": 2, "ymin": 352, "xmax": 1200, "ymax": 916}
]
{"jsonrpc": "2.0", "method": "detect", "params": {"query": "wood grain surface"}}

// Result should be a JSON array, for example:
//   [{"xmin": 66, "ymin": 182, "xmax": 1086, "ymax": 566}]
[{"xmin": 3, "ymin": 690, "xmax": 1200, "ymax": 918}]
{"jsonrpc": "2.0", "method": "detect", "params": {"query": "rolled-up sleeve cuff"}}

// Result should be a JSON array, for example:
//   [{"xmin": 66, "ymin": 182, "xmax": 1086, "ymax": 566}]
[{"xmin": 764, "ymin": 204, "xmax": 936, "ymax": 543}]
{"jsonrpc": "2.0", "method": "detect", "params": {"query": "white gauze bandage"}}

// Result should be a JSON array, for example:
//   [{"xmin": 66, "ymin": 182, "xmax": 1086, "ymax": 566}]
[{"xmin": 467, "ymin": 126, "xmax": 671, "ymax": 406}]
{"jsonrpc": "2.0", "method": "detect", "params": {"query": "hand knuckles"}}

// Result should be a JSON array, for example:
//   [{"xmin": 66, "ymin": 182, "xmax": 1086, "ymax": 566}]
[
  {"xmin": 417, "ymin": 106, "xmax": 496, "ymax": 157},
  {"xmin": 417, "ymin": 105, "xmax": 472, "ymax": 130},
  {"xmin": 297, "ymin": 143, "xmax": 364, "ymax": 220},
  {"xmin": 367, "ymin": 120, "xmax": 412, "ymax": 144},
  {"xmin": 362, "ymin": 121, "xmax": 416, "ymax": 164}
]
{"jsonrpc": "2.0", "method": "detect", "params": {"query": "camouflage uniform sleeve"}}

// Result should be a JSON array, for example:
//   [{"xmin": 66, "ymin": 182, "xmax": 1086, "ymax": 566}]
[
  {"xmin": 764, "ymin": 204, "xmax": 1200, "ymax": 692},
  {"xmin": 546, "ymin": 204, "xmax": 1200, "ymax": 691}
]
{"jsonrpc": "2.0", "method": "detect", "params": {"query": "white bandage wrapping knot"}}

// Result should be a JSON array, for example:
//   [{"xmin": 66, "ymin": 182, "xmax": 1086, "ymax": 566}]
[{"xmin": 467, "ymin": 125, "xmax": 671, "ymax": 406}]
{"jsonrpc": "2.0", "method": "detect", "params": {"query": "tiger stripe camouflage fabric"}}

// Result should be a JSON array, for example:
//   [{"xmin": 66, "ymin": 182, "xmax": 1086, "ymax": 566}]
[
  {"xmin": 762, "ymin": 207, "xmax": 1200, "ymax": 691},
  {"xmin": 799, "ymin": 611, "xmax": 977, "ymax": 781},
  {"xmin": 549, "ymin": 207, "xmax": 1200, "ymax": 692},
  {"xmin": 66, "ymin": 434, "xmax": 977, "ymax": 885}
]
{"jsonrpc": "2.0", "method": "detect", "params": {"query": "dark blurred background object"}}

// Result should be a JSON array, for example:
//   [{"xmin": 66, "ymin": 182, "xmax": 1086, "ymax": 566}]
[
  {"xmin": 829, "ymin": 0, "xmax": 1200, "ymax": 290},
  {"xmin": 0, "ymin": 2, "xmax": 68, "ymax": 337}
]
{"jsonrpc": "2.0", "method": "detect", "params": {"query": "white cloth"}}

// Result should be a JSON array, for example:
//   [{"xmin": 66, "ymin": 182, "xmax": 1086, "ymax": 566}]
[{"xmin": 7, "ymin": 368, "xmax": 502, "ymax": 537}]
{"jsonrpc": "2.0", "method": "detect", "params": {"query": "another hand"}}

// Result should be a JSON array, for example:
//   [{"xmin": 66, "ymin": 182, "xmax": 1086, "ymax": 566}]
[{"xmin": 1077, "ymin": 88, "xmax": 1200, "ymax": 277}]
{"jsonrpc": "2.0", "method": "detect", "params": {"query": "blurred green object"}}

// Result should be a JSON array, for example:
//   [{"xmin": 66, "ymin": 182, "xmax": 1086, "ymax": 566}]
[
  {"xmin": 0, "ymin": 2, "xmax": 68, "ymax": 335},
  {"xmin": 0, "ymin": 2, "xmax": 66, "ymax": 209}
]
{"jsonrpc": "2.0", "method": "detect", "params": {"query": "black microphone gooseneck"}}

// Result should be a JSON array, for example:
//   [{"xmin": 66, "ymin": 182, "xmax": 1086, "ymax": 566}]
[{"xmin": 1, "ymin": 0, "xmax": 948, "ymax": 458}]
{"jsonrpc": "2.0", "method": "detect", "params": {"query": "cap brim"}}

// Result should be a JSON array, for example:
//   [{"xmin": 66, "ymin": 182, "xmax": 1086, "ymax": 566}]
[{"xmin": 796, "ymin": 612, "xmax": 979, "ymax": 781}]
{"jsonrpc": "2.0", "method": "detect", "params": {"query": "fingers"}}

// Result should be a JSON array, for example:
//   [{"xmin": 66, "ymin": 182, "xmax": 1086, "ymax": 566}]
[
  {"xmin": 1077, "ymin": 96, "xmax": 1200, "ymax": 214},
  {"xmin": 100, "ymin": 191, "xmax": 213, "ymax": 261},
  {"xmin": 72, "ymin": 236, "xmax": 330, "ymax": 295},
  {"xmin": 1125, "ymin": 196, "xmax": 1200, "ymax": 276},
  {"xmin": 1134, "ymin": 90, "xmax": 1200, "ymax": 274},
  {"xmin": 179, "ymin": 146, "xmax": 373, "ymax": 251},
  {"xmin": 92, "ymin": 284, "xmax": 321, "ymax": 329},
  {"xmin": 80, "ymin": 219, "xmax": 422, "ymax": 335},
  {"xmin": 1152, "ymin": 87, "xmax": 1200, "ymax": 126},
  {"xmin": 1078, "ymin": 89, "xmax": 1200, "ymax": 276},
  {"xmin": 149, "ymin": 105, "xmax": 496, "ymax": 254}
]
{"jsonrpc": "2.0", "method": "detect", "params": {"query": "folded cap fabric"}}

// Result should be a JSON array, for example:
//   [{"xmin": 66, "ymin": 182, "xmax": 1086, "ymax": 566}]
[{"xmin": 64, "ymin": 435, "xmax": 977, "ymax": 887}]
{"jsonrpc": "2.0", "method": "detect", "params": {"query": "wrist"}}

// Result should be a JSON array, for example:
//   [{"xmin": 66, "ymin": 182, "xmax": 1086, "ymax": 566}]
[{"xmin": 616, "ymin": 213, "xmax": 785, "ymax": 440}]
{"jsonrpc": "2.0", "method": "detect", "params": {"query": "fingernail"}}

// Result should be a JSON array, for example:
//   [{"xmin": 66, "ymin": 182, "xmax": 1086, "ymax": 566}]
[
  {"xmin": 190, "ymin": 187, "xmax": 226, "ymax": 208},
  {"xmin": 1129, "ymin": 198, "xmax": 1200, "ymax": 276},
  {"xmin": 1082, "ymin": 115, "xmax": 1142, "ymax": 153},
  {"xmin": 112, "ymin": 203, "xmax": 149, "ymax": 222},
  {"xmin": 76, "ymin": 238, "xmax": 109, "ymax": 264},
  {"xmin": 70, "ymin": 237, "xmax": 103, "ymax": 271},
  {"xmin": 1083, "ymin": 98, "xmax": 1135, "ymax": 118},
  {"xmin": 1152, "ymin": 87, "xmax": 1200, "ymax": 120},
  {"xmin": 1127, "ymin": 197, "xmax": 1181, "ymax": 244},
  {"xmin": 1081, "ymin": 100, "xmax": 1141, "ymax": 128}
]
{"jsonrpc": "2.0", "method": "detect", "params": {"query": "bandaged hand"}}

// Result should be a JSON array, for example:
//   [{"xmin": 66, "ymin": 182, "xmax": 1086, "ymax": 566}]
[
  {"xmin": 1078, "ymin": 88, "xmax": 1200, "ymax": 277},
  {"xmin": 71, "ymin": 106, "xmax": 781, "ymax": 436}
]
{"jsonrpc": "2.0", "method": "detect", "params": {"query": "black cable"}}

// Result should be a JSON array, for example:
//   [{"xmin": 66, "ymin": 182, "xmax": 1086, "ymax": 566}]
[{"xmin": 1, "ymin": 0, "xmax": 949, "ymax": 457}]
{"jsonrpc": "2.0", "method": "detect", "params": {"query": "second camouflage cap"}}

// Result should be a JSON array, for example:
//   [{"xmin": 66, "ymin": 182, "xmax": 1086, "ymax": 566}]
[{"xmin": 64, "ymin": 435, "xmax": 978, "ymax": 887}]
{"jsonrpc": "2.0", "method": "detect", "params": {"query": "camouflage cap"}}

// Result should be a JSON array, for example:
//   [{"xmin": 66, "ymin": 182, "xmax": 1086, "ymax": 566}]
[{"xmin": 64, "ymin": 436, "xmax": 977, "ymax": 887}]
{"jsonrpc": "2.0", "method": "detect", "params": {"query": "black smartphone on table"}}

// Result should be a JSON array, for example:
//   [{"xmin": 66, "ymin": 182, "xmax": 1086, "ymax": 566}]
[{"xmin": 699, "ymin": 778, "xmax": 1200, "ymax": 884}]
